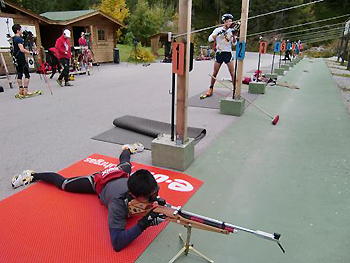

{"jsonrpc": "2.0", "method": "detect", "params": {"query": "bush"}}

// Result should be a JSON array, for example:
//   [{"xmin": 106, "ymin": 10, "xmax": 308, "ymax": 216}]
[
  {"xmin": 128, "ymin": 43, "xmax": 155, "ymax": 63},
  {"xmin": 305, "ymin": 50, "xmax": 335, "ymax": 58}
]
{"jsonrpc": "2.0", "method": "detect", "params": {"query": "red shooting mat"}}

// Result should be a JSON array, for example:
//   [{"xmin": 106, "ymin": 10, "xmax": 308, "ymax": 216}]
[{"xmin": 0, "ymin": 154, "xmax": 203, "ymax": 263}]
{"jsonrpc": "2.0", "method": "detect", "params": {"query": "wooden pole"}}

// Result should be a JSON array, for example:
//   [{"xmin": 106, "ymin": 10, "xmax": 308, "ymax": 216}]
[
  {"xmin": 0, "ymin": 52, "xmax": 14, "ymax": 89},
  {"xmin": 235, "ymin": 0, "xmax": 250, "ymax": 98},
  {"xmin": 176, "ymin": 0, "xmax": 192, "ymax": 144}
]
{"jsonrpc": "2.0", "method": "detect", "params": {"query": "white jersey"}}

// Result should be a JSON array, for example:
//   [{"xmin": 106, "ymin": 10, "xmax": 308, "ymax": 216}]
[{"xmin": 208, "ymin": 26, "xmax": 236, "ymax": 53}]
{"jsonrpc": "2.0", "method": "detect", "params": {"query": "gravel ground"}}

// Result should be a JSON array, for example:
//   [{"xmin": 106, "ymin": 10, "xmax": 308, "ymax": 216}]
[{"xmin": 324, "ymin": 57, "xmax": 350, "ymax": 114}]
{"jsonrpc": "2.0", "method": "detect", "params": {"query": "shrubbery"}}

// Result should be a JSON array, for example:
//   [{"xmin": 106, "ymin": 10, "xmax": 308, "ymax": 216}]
[{"xmin": 128, "ymin": 43, "xmax": 155, "ymax": 63}]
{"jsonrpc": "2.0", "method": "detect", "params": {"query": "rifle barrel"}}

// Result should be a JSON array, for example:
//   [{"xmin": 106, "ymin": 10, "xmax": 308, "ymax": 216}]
[{"xmin": 178, "ymin": 209, "xmax": 285, "ymax": 253}]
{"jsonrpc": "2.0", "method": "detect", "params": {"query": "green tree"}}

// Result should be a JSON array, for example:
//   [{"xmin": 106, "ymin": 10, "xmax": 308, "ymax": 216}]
[
  {"xmin": 9, "ymin": 0, "xmax": 54, "ymax": 13},
  {"xmin": 64, "ymin": 0, "xmax": 89, "ymax": 10},
  {"xmin": 94, "ymin": 0, "xmax": 129, "ymax": 23},
  {"xmin": 127, "ymin": 0, "xmax": 174, "ymax": 45}
]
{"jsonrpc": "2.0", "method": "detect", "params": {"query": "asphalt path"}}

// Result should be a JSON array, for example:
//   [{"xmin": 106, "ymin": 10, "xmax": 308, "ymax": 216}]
[{"xmin": 0, "ymin": 52, "xmax": 276, "ymax": 200}]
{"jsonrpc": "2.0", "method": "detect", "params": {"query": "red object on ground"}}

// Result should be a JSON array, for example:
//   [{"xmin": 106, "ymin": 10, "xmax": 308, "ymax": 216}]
[
  {"xmin": 272, "ymin": 115, "xmax": 280, "ymax": 125},
  {"xmin": 0, "ymin": 153, "xmax": 203, "ymax": 263}
]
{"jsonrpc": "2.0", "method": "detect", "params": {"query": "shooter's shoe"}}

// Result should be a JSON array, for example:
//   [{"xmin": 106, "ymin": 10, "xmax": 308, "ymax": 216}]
[
  {"xmin": 11, "ymin": 170, "xmax": 35, "ymax": 189},
  {"xmin": 122, "ymin": 142, "xmax": 145, "ymax": 154},
  {"xmin": 57, "ymin": 79, "xmax": 63, "ymax": 87},
  {"xmin": 200, "ymin": 88, "xmax": 213, "ymax": 99},
  {"xmin": 65, "ymin": 82, "xmax": 73, "ymax": 86},
  {"xmin": 205, "ymin": 88, "xmax": 213, "ymax": 97}
]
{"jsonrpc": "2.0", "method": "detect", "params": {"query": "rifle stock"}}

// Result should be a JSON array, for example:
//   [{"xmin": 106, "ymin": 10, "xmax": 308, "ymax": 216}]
[{"xmin": 128, "ymin": 198, "xmax": 285, "ymax": 253}]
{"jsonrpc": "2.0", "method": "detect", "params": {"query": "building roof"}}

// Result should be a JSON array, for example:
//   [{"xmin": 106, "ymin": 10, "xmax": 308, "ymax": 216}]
[
  {"xmin": 40, "ymin": 10, "xmax": 96, "ymax": 21},
  {"xmin": 40, "ymin": 9, "xmax": 125, "ymax": 27},
  {"xmin": 2, "ymin": 1, "xmax": 51, "ymax": 24},
  {"xmin": 2, "ymin": 1, "xmax": 125, "ymax": 27}
]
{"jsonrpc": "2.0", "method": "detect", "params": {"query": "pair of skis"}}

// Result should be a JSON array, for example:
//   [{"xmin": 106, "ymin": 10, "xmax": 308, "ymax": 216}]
[{"xmin": 14, "ymin": 90, "xmax": 42, "ymax": 99}]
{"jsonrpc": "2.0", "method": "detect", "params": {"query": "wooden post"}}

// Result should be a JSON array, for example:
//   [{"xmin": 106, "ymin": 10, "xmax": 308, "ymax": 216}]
[
  {"xmin": 235, "ymin": 0, "xmax": 250, "ymax": 98},
  {"xmin": 341, "ymin": 34, "xmax": 349, "ymax": 65},
  {"xmin": 176, "ymin": 0, "xmax": 192, "ymax": 144},
  {"xmin": 0, "ymin": 52, "xmax": 14, "ymax": 89},
  {"xmin": 337, "ymin": 36, "xmax": 344, "ymax": 62}
]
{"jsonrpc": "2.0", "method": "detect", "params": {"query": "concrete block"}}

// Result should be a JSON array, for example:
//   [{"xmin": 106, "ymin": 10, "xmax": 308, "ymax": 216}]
[
  {"xmin": 274, "ymin": 68, "xmax": 284, "ymax": 75},
  {"xmin": 274, "ymin": 68, "xmax": 285, "ymax": 75},
  {"xmin": 249, "ymin": 81, "xmax": 266, "ymax": 94},
  {"xmin": 152, "ymin": 134, "xmax": 195, "ymax": 171},
  {"xmin": 281, "ymin": 64, "xmax": 290, "ymax": 71},
  {"xmin": 220, "ymin": 97, "xmax": 245, "ymax": 116},
  {"xmin": 265, "ymin": 73, "xmax": 278, "ymax": 79}
]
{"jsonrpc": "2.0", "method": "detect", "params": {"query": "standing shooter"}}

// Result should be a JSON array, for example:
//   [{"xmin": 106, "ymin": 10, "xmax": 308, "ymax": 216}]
[
  {"xmin": 12, "ymin": 24, "xmax": 32, "ymax": 96},
  {"xmin": 202, "ymin": 14, "xmax": 237, "ymax": 99},
  {"xmin": 55, "ymin": 29, "xmax": 72, "ymax": 87}
]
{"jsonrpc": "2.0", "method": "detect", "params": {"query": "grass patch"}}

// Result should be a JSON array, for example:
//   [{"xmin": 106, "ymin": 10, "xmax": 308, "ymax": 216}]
[
  {"xmin": 340, "ymin": 87, "xmax": 350, "ymax": 92},
  {"xmin": 332, "ymin": 73, "xmax": 350, "ymax": 78},
  {"xmin": 116, "ymin": 44, "xmax": 164, "ymax": 62}
]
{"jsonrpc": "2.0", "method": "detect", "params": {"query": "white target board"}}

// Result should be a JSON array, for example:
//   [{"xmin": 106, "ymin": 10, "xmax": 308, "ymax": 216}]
[{"xmin": 0, "ymin": 17, "xmax": 14, "ymax": 48}]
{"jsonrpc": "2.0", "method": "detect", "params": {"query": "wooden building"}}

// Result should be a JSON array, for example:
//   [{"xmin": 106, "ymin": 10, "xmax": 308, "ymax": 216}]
[
  {"xmin": 150, "ymin": 32, "xmax": 170, "ymax": 57},
  {"xmin": 0, "ymin": 1, "xmax": 49, "ymax": 73},
  {"xmin": 40, "ymin": 10, "xmax": 125, "ymax": 62},
  {"xmin": 0, "ymin": 1, "xmax": 124, "ymax": 67}
]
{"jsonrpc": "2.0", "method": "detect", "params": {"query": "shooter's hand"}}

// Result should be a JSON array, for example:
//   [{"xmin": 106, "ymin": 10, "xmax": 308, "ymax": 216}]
[
  {"xmin": 217, "ymin": 30, "xmax": 225, "ymax": 36},
  {"xmin": 138, "ymin": 209, "xmax": 167, "ymax": 230}
]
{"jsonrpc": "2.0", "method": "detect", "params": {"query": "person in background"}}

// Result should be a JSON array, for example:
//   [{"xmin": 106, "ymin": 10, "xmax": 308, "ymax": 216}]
[
  {"xmin": 12, "ymin": 24, "xmax": 32, "ymax": 96},
  {"xmin": 78, "ymin": 32, "xmax": 87, "ymax": 47},
  {"xmin": 55, "ymin": 29, "xmax": 72, "ymax": 87}
]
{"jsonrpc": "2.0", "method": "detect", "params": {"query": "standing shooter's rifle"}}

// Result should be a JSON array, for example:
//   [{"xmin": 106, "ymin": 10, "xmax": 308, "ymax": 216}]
[
  {"xmin": 229, "ymin": 21, "xmax": 241, "ymax": 35},
  {"xmin": 24, "ymin": 31, "xmax": 53, "ymax": 95},
  {"xmin": 128, "ymin": 197, "xmax": 286, "ymax": 256}
]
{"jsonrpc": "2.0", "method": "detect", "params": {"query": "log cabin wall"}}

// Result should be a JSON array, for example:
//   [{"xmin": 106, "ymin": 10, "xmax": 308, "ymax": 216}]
[{"xmin": 70, "ymin": 15, "xmax": 119, "ymax": 63}]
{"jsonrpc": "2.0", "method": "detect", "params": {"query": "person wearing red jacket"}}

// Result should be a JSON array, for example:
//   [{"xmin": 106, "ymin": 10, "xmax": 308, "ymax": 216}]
[
  {"xmin": 55, "ymin": 29, "xmax": 72, "ymax": 87},
  {"xmin": 78, "ymin": 32, "xmax": 87, "ymax": 47}
]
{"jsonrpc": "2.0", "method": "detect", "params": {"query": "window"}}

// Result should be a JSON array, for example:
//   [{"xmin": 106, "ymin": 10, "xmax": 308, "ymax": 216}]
[{"xmin": 98, "ymin": 29, "xmax": 106, "ymax": 41}]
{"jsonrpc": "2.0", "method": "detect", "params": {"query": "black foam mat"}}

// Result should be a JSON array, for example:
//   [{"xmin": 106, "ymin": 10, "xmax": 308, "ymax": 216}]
[
  {"xmin": 188, "ymin": 89, "xmax": 260, "ymax": 110},
  {"xmin": 92, "ymin": 115, "xmax": 206, "ymax": 150}
]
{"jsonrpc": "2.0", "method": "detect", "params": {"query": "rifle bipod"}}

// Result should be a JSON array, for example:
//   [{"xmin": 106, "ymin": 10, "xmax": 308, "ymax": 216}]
[{"xmin": 168, "ymin": 225, "xmax": 214, "ymax": 263}]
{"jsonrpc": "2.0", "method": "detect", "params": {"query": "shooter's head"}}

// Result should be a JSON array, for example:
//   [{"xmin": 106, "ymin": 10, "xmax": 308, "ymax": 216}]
[
  {"xmin": 63, "ymin": 29, "xmax": 71, "ymax": 39},
  {"xmin": 222, "ymin": 14, "xmax": 233, "ymax": 28},
  {"xmin": 127, "ymin": 169, "xmax": 159, "ymax": 203},
  {"xmin": 12, "ymin": 24, "xmax": 22, "ymax": 35}
]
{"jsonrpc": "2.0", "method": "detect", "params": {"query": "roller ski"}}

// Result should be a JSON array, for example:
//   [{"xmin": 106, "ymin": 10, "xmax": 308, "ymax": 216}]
[
  {"xmin": 200, "ymin": 88, "xmax": 213, "ymax": 100},
  {"xmin": 15, "ymin": 90, "xmax": 43, "ymax": 99}
]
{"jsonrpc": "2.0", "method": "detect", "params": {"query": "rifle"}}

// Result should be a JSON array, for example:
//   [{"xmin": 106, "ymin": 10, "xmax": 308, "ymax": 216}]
[
  {"xmin": 229, "ymin": 21, "xmax": 241, "ymax": 36},
  {"xmin": 128, "ymin": 197, "xmax": 285, "ymax": 254}
]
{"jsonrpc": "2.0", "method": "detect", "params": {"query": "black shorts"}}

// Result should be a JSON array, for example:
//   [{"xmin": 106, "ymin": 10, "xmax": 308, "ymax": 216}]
[
  {"xmin": 16, "ymin": 59, "xmax": 30, "ymax": 79},
  {"xmin": 215, "ymin": 52, "xmax": 233, "ymax": 64}
]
